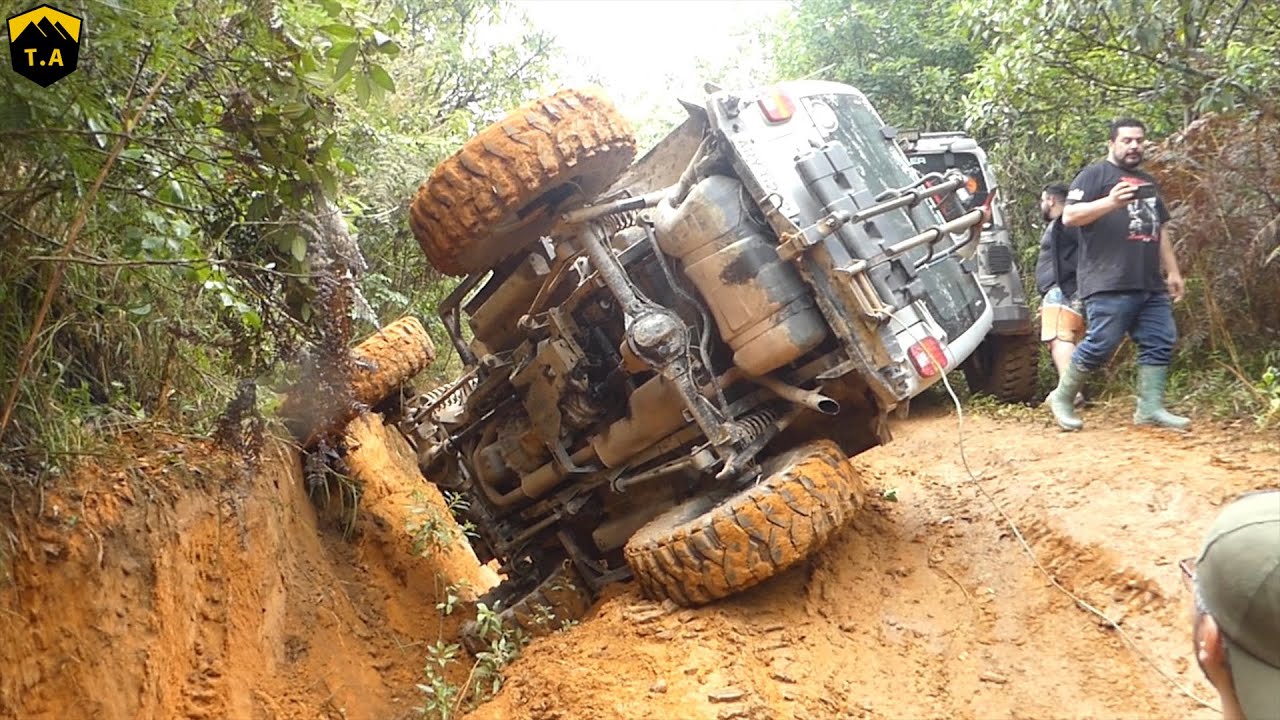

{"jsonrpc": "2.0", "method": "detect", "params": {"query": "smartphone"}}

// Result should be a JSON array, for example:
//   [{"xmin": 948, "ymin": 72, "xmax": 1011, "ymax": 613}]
[{"xmin": 1132, "ymin": 183, "xmax": 1158, "ymax": 200}]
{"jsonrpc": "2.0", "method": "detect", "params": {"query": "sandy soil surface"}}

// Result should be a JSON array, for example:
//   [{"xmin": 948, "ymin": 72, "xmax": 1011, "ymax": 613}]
[
  {"xmin": 2, "ymin": 398, "xmax": 1276, "ymax": 720},
  {"xmin": 466, "ymin": 401, "xmax": 1278, "ymax": 720}
]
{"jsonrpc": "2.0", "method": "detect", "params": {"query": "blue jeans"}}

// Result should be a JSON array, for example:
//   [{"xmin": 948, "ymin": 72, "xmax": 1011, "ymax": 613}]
[{"xmin": 1072, "ymin": 291, "xmax": 1177, "ymax": 370}]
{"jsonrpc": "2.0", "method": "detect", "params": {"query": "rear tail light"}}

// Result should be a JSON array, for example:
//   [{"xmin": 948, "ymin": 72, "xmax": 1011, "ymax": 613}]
[
  {"xmin": 908, "ymin": 336, "xmax": 949, "ymax": 378},
  {"xmin": 758, "ymin": 90, "xmax": 795, "ymax": 123},
  {"xmin": 981, "ymin": 185, "xmax": 999, "ymax": 218}
]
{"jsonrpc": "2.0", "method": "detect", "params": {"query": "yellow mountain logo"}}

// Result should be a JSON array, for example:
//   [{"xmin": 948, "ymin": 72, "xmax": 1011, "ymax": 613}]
[{"xmin": 7, "ymin": 4, "xmax": 82, "ymax": 87}]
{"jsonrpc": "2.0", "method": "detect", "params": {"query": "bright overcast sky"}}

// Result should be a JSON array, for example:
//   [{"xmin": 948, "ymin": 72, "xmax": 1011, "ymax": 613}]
[{"xmin": 512, "ymin": 0, "xmax": 792, "ymax": 139}]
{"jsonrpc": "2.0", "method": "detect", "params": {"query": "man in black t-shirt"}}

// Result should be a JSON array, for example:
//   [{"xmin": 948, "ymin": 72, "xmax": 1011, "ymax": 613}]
[
  {"xmin": 1043, "ymin": 118, "xmax": 1190, "ymax": 432},
  {"xmin": 1034, "ymin": 183, "xmax": 1085, "ymax": 393}
]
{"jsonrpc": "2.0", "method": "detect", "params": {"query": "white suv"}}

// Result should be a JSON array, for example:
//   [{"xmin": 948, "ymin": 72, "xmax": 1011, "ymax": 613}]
[{"xmin": 899, "ymin": 131, "xmax": 1039, "ymax": 403}]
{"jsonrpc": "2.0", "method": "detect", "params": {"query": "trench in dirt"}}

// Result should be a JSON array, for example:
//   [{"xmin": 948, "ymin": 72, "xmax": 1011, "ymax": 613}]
[
  {"xmin": 1, "ymin": 401, "xmax": 1276, "ymax": 720},
  {"xmin": 0, "ymin": 415, "xmax": 490, "ymax": 720}
]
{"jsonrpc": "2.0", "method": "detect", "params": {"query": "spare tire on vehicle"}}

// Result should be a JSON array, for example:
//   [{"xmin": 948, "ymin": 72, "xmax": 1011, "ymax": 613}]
[
  {"xmin": 623, "ymin": 439, "xmax": 865, "ymax": 607},
  {"xmin": 281, "ymin": 316, "xmax": 435, "ymax": 446},
  {"xmin": 409, "ymin": 86, "xmax": 638, "ymax": 277}
]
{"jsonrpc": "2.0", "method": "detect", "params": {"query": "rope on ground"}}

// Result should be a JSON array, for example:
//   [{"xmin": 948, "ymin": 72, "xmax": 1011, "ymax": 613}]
[{"xmin": 886, "ymin": 310, "xmax": 1219, "ymax": 712}]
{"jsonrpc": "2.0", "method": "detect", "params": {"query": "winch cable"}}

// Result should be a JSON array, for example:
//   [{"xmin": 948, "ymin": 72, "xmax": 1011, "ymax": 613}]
[{"xmin": 884, "ymin": 309, "xmax": 1217, "ymax": 712}]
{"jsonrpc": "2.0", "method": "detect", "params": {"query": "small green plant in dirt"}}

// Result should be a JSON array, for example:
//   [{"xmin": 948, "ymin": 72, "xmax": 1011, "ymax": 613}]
[
  {"xmin": 527, "ymin": 600, "xmax": 573, "ymax": 633},
  {"xmin": 1256, "ymin": 365, "xmax": 1280, "ymax": 428},
  {"xmin": 435, "ymin": 579, "xmax": 472, "ymax": 617},
  {"xmin": 417, "ymin": 639, "xmax": 463, "ymax": 719},
  {"xmin": 406, "ymin": 490, "xmax": 475, "ymax": 556},
  {"xmin": 417, "ymin": 603, "xmax": 527, "ymax": 719}
]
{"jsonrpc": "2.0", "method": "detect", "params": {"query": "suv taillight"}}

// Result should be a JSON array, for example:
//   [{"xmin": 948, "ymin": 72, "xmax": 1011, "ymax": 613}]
[
  {"xmin": 758, "ymin": 90, "xmax": 795, "ymax": 123},
  {"xmin": 908, "ymin": 336, "xmax": 949, "ymax": 378}
]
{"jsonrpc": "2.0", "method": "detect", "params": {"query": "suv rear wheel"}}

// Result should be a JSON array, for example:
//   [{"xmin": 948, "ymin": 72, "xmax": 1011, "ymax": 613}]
[{"xmin": 963, "ymin": 332, "xmax": 1040, "ymax": 404}]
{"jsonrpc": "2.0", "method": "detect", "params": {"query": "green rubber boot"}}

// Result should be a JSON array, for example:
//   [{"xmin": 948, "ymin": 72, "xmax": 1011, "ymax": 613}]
[
  {"xmin": 1046, "ymin": 362, "xmax": 1090, "ymax": 431},
  {"xmin": 1133, "ymin": 365, "xmax": 1191, "ymax": 430}
]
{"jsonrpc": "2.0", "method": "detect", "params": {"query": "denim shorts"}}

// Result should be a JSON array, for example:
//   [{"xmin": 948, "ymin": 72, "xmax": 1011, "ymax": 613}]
[{"xmin": 1040, "ymin": 286, "xmax": 1085, "ymax": 343}]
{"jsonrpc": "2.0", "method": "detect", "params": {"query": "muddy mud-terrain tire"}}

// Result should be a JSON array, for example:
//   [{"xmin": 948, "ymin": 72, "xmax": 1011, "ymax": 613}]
[
  {"xmin": 963, "ymin": 332, "xmax": 1040, "ymax": 404},
  {"xmin": 459, "ymin": 560, "xmax": 593, "ymax": 654},
  {"xmin": 409, "ymin": 87, "xmax": 637, "ymax": 276},
  {"xmin": 283, "ymin": 316, "xmax": 435, "ymax": 445},
  {"xmin": 347, "ymin": 316, "xmax": 436, "ymax": 408},
  {"xmin": 623, "ymin": 439, "xmax": 865, "ymax": 607}
]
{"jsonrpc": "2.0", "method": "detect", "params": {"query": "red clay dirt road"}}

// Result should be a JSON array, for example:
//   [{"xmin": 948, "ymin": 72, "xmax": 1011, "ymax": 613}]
[
  {"xmin": 1, "ymin": 398, "xmax": 1275, "ymax": 720},
  {"xmin": 466, "ymin": 401, "xmax": 1278, "ymax": 720}
]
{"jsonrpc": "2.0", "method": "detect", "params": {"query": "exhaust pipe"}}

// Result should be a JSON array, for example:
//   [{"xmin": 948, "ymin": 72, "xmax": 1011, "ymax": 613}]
[{"xmin": 749, "ymin": 375, "xmax": 840, "ymax": 416}]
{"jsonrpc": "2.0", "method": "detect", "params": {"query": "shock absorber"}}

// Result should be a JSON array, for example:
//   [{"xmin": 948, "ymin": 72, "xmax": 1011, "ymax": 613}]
[{"xmin": 736, "ymin": 406, "xmax": 782, "ymax": 445}]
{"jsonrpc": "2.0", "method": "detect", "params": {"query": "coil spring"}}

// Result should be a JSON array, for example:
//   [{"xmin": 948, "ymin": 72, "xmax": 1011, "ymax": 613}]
[
  {"xmin": 415, "ymin": 375, "xmax": 478, "ymax": 423},
  {"xmin": 736, "ymin": 406, "xmax": 781, "ymax": 444},
  {"xmin": 600, "ymin": 208, "xmax": 640, "ymax": 237}
]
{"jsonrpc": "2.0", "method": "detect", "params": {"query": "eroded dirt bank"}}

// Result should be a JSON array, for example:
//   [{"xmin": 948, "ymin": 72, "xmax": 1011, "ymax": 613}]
[
  {"xmin": 0, "ymin": 415, "xmax": 487, "ymax": 720},
  {"xmin": 2, "ymin": 401, "xmax": 1276, "ymax": 720},
  {"xmin": 466, "ymin": 403, "xmax": 1279, "ymax": 720}
]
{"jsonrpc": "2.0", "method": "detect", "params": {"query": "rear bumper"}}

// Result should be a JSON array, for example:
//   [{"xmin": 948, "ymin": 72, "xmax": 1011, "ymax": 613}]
[
  {"xmin": 990, "ymin": 304, "xmax": 1033, "ymax": 335},
  {"xmin": 892, "ymin": 296, "xmax": 994, "ymax": 400}
]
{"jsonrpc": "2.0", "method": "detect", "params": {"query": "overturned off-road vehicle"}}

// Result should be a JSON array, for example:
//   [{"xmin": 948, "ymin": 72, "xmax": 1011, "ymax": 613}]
[{"xmin": 376, "ymin": 81, "xmax": 993, "ymax": 644}]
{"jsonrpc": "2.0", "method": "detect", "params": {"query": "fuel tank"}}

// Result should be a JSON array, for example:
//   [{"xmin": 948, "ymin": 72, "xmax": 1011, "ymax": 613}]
[{"xmin": 654, "ymin": 175, "xmax": 828, "ymax": 376}]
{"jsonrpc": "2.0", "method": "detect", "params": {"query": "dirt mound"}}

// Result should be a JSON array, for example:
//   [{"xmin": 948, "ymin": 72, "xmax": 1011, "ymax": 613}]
[
  {"xmin": 3, "ymin": 398, "xmax": 1277, "ymax": 720},
  {"xmin": 466, "ymin": 403, "xmax": 1279, "ymax": 720},
  {"xmin": 0, "ymin": 415, "xmax": 486, "ymax": 720}
]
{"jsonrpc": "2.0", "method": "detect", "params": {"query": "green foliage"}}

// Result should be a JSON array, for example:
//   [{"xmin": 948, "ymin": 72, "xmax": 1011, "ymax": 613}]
[
  {"xmin": 1257, "ymin": 365, "xmax": 1280, "ymax": 429},
  {"xmin": 771, "ymin": 0, "xmax": 981, "ymax": 130},
  {"xmin": 417, "ymin": 639, "xmax": 465, "ymax": 719},
  {"xmin": 0, "ymin": 0, "xmax": 557, "ymax": 481},
  {"xmin": 435, "ymin": 580, "xmax": 472, "ymax": 617},
  {"xmin": 304, "ymin": 444, "xmax": 362, "ymax": 537},
  {"xmin": 417, "ymin": 602, "xmax": 526, "ymax": 719},
  {"xmin": 406, "ymin": 490, "xmax": 475, "ymax": 555}
]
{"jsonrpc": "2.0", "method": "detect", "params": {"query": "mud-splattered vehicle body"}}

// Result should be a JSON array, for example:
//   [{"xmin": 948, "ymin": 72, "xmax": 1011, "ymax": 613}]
[
  {"xmin": 900, "ymin": 131, "xmax": 1040, "ymax": 404},
  {"xmin": 398, "ymin": 80, "xmax": 992, "ymax": 637}
]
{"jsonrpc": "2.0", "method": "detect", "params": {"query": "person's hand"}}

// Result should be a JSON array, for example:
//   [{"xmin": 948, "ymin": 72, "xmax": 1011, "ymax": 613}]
[
  {"xmin": 1108, "ymin": 181, "xmax": 1137, "ymax": 207},
  {"xmin": 1167, "ymin": 272, "xmax": 1185, "ymax": 302}
]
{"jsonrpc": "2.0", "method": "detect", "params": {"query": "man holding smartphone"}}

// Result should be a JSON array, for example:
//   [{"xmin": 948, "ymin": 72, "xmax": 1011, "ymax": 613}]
[{"xmin": 1043, "ymin": 118, "xmax": 1190, "ymax": 431}]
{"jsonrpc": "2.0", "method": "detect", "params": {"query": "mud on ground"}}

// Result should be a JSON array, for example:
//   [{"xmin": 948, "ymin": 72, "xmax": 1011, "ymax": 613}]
[
  {"xmin": 466, "ymin": 402, "xmax": 1278, "ymax": 720},
  {"xmin": 1, "ymin": 399, "xmax": 1276, "ymax": 720}
]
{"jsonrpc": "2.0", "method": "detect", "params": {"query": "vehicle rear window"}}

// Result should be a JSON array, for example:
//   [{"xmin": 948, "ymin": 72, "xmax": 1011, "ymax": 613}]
[
  {"xmin": 908, "ymin": 151, "xmax": 990, "ymax": 212},
  {"xmin": 807, "ymin": 94, "xmax": 987, "ymax": 341}
]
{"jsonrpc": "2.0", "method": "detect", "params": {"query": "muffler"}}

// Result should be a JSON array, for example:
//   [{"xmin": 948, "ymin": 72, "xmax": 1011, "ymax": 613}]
[{"xmin": 749, "ymin": 374, "xmax": 840, "ymax": 416}]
